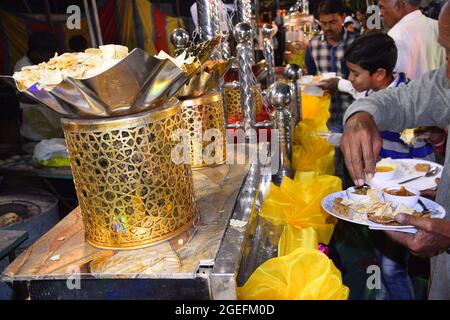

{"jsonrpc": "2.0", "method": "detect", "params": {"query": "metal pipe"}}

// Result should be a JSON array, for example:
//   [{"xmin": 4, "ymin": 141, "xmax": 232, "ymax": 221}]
[
  {"xmin": 284, "ymin": 64, "xmax": 302, "ymax": 126},
  {"xmin": 238, "ymin": 0, "xmax": 253, "ymax": 25},
  {"xmin": 196, "ymin": 0, "xmax": 220, "ymax": 41},
  {"xmin": 267, "ymin": 81, "xmax": 294, "ymax": 186},
  {"xmin": 234, "ymin": 22, "xmax": 256, "ymax": 132},
  {"xmin": 22, "ymin": 0, "xmax": 32, "ymax": 14},
  {"xmin": 91, "ymin": 0, "xmax": 104, "ymax": 46},
  {"xmin": 237, "ymin": 0, "xmax": 254, "ymax": 65},
  {"xmin": 262, "ymin": 24, "xmax": 276, "ymax": 87},
  {"xmin": 83, "ymin": 0, "xmax": 97, "ymax": 48},
  {"xmin": 44, "ymin": 0, "xmax": 54, "ymax": 32}
]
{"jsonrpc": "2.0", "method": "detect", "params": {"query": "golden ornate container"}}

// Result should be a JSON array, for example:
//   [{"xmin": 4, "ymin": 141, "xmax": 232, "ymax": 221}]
[
  {"xmin": 179, "ymin": 91, "xmax": 226, "ymax": 169},
  {"xmin": 223, "ymin": 82, "xmax": 263, "ymax": 119},
  {"xmin": 61, "ymin": 98, "xmax": 198, "ymax": 250}
]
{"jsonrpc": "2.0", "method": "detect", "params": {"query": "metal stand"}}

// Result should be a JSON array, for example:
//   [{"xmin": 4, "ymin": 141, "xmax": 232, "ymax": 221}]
[
  {"xmin": 170, "ymin": 28, "xmax": 190, "ymax": 56},
  {"xmin": 267, "ymin": 81, "xmax": 294, "ymax": 185},
  {"xmin": 262, "ymin": 24, "xmax": 276, "ymax": 87},
  {"xmin": 284, "ymin": 64, "xmax": 302, "ymax": 126}
]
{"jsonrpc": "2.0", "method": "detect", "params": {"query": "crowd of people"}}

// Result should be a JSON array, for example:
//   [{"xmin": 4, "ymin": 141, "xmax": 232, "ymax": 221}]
[{"xmin": 304, "ymin": 0, "xmax": 449, "ymax": 300}]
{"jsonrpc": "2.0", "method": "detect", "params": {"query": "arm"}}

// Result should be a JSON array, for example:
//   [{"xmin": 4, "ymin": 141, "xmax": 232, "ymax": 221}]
[
  {"xmin": 341, "ymin": 67, "xmax": 450, "ymax": 185},
  {"xmin": 304, "ymin": 44, "xmax": 317, "ymax": 76},
  {"xmin": 337, "ymin": 79, "xmax": 365, "ymax": 100},
  {"xmin": 343, "ymin": 67, "xmax": 450, "ymax": 131},
  {"xmin": 385, "ymin": 214, "xmax": 450, "ymax": 257},
  {"xmin": 317, "ymin": 78, "xmax": 364, "ymax": 99}
]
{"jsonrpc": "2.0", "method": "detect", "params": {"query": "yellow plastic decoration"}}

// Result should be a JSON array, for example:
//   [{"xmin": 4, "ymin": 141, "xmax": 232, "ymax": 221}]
[
  {"xmin": 292, "ymin": 122, "xmax": 335, "ymax": 175},
  {"xmin": 259, "ymin": 175, "xmax": 341, "ymax": 244},
  {"xmin": 238, "ymin": 247, "xmax": 349, "ymax": 300},
  {"xmin": 278, "ymin": 225, "xmax": 318, "ymax": 256},
  {"xmin": 299, "ymin": 92, "xmax": 331, "ymax": 132}
]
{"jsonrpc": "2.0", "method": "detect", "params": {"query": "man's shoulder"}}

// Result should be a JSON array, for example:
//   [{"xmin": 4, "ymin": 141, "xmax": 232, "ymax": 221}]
[
  {"xmin": 307, "ymin": 35, "xmax": 324, "ymax": 49},
  {"xmin": 309, "ymin": 34, "xmax": 323, "ymax": 43}
]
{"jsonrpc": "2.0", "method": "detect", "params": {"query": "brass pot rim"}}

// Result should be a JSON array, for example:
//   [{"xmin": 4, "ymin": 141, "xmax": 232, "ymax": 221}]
[
  {"xmin": 223, "ymin": 81, "xmax": 240, "ymax": 89},
  {"xmin": 61, "ymin": 98, "xmax": 180, "ymax": 132},
  {"xmin": 179, "ymin": 90, "xmax": 222, "ymax": 107}
]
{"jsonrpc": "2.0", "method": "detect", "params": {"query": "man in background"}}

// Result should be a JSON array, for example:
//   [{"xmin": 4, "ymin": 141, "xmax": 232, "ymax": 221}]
[
  {"xmin": 305, "ymin": 0, "xmax": 357, "ymax": 133},
  {"xmin": 379, "ymin": 0, "xmax": 446, "ymax": 79}
]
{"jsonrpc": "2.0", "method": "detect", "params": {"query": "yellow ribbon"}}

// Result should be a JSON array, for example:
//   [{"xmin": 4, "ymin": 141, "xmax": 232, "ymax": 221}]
[
  {"xmin": 260, "ymin": 175, "xmax": 341, "ymax": 244},
  {"xmin": 238, "ymin": 246, "xmax": 349, "ymax": 300}
]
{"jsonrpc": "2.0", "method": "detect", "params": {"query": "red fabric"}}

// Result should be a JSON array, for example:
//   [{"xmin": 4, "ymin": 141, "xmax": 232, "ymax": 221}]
[
  {"xmin": 151, "ymin": 5, "xmax": 168, "ymax": 53},
  {"xmin": 98, "ymin": 0, "xmax": 120, "ymax": 45}
]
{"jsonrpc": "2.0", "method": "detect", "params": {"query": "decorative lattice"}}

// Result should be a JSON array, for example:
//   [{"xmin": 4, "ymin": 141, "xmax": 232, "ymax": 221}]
[
  {"xmin": 224, "ymin": 85, "xmax": 263, "ymax": 119},
  {"xmin": 180, "ymin": 92, "xmax": 226, "ymax": 169},
  {"xmin": 62, "ymin": 104, "xmax": 198, "ymax": 250}
]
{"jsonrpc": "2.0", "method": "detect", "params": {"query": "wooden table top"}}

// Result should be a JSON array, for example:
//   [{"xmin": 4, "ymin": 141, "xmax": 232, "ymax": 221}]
[{"xmin": 1, "ymin": 163, "xmax": 249, "ymax": 281}]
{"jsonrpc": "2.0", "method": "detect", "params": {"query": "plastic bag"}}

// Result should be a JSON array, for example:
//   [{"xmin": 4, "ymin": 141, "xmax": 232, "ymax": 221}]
[
  {"xmin": 33, "ymin": 138, "xmax": 70, "ymax": 167},
  {"xmin": 259, "ymin": 174, "xmax": 341, "ymax": 244},
  {"xmin": 237, "ymin": 247, "xmax": 349, "ymax": 300}
]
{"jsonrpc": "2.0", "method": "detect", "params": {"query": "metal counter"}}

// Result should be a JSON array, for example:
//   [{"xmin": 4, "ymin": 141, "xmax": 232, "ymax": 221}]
[{"xmin": 1, "ymin": 148, "xmax": 279, "ymax": 299}]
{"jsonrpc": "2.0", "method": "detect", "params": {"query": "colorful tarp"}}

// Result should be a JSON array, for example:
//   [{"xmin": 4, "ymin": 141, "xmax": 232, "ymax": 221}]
[{"xmin": 0, "ymin": 0, "xmax": 185, "ymax": 74}]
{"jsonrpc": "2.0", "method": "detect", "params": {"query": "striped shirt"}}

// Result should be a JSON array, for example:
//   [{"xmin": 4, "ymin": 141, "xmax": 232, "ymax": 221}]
[
  {"xmin": 305, "ymin": 30, "xmax": 358, "ymax": 133},
  {"xmin": 370, "ymin": 73, "xmax": 434, "ymax": 160}
]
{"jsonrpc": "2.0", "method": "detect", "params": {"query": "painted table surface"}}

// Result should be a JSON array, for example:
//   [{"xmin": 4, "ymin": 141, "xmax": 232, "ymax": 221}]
[
  {"xmin": 1, "ymin": 163, "xmax": 249, "ymax": 281},
  {"xmin": 0, "ymin": 230, "xmax": 28, "ymax": 261}
]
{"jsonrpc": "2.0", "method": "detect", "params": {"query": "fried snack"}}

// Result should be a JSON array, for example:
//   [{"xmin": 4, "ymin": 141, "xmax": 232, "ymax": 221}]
[
  {"xmin": 332, "ymin": 197, "xmax": 350, "ymax": 217},
  {"xmin": 13, "ymin": 44, "xmax": 129, "ymax": 91},
  {"xmin": 367, "ymin": 213, "xmax": 400, "ymax": 225},
  {"xmin": 400, "ymin": 128, "xmax": 416, "ymax": 144},
  {"xmin": 415, "ymin": 163, "xmax": 430, "ymax": 172}
]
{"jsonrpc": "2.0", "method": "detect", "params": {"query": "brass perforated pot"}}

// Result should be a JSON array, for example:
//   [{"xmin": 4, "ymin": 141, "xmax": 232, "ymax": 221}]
[
  {"xmin": 62, "ymin": 98, "xmax": 198, "ymax": 250},
  {"xmin": 223, "ymin": 82, "xmax": 263, "ymax": 119},
  {"xmin": 179, "ymin": 91, "xmax": 226, "ymax": 169}
]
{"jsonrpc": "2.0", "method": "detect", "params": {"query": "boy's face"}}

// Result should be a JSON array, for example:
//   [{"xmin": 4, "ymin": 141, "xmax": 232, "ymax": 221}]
[{"xmin": 347, "ymin": 61, "xmax": 376, "ymax": 92}]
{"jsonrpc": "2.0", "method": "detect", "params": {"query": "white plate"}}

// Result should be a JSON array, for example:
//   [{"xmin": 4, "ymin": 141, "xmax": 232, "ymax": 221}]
[
  {"xmin": 368, "ymin": 159, "xmax": 443, "ymax": 191},
  {"xmin": 321, "ymin": 191, "xmax": 446, "ymax": 232}
]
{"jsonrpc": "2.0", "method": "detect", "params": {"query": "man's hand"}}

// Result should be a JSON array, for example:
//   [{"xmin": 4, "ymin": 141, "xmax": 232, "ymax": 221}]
[
  {"xmin": 385, "ymin": 214, "xmax": 450, "ymax": 257},
  {"xmin": 341, "ymin": 112, "xmax": 383, "ymax": 186},
  {"xmin": 317, "ymin": 78, "xmax": 340, "ymax": 93}
]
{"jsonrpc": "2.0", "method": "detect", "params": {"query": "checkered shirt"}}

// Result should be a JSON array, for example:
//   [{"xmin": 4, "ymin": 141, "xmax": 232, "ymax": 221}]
[{"xmin": 305, "ymin": 30, "xmax": 359, "ymax": 132}]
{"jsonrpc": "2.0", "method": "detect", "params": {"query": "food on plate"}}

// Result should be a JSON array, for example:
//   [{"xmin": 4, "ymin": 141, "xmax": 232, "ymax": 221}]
[
  {"xmin": 374, "ymin": 162, "xmax": 396, "ymax": 180},
  {"xmin": 400, "ymin": 128, "xmax": 416, "ymax": 144},
  {"xmin": 384, "ymin": 186, "xmax": 415, "ymax": 196},
  {"xmin": 367, "ymin": 202, "xmax": 422, "ymax": 225},
  {"xmin": 332, "ymin": 197, "xmax": 350, "ymax": 217},
  {"xmin": 13, "ymin": 44, "xmax": 129, "ymax": 91},
  {"xmin": 415, "ymin": 163, "xmax": 430, "ymax": 172},
  {"xmin": 376, "ymin": 165, "xmax": 395, "ymax": 173},
  {"xmin": 352, "ymin": 186, "xmax": 370, "ymax": 195},
  {"xmin": 330, "ymin": 192, "xmax": 423, "ymax": 226}
]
